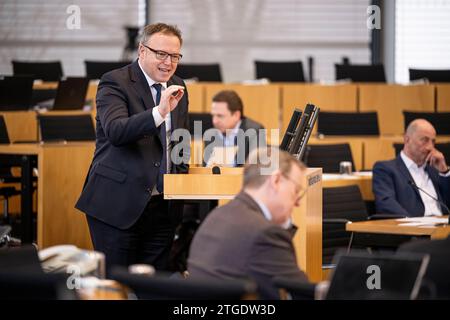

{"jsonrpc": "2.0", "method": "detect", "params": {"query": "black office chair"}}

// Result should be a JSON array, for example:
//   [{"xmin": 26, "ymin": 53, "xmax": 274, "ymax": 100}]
[
  {"xmin": 335, "ymin": 64, "xmax": 386, "ymax": 82},
  {"xmin": 85, "ymin": 60, "xmax": 131, "ymax": 80},
  {"xmin": 403, "ymin": 111, "xmax": 450, "ymax": 135},
  {"xmin": 109, "ymin": 267, "xmax": 257, "ymax": 300},
  {"xmin": 37, "ymin": 114, "xmax": 96, "ymax": 142},
  {"xmin": 188, "ymin": 112, "xmax": 213, "ymax": 136},
  {"xmin": 175, "ymin": 63, "xmax": 222, "ymax": 82},
  {"xmin": 303, "ymin": 143, "xmax": 355, "ymax": 173},
  {"xmin": 12, "ymin": 60, "xmax": 63, "ymax": 81},
  {"xmin": 318, "ymin": 112, "xmax": 379, "ymax": 136},
  {"xmin": 255, "ymin": 60, "xmax": 305, "ymax": 82},
  {"xmin": 272, "ymin": 276, "xmax": 316, "ymax": 300},
  {"xmin": 0, "ymin": 76, "xmax": 34, "ymax": 111},
  {"xmin": 323, "ymin": 185, "xmax": 369, "ymax": 266},
  {"xmin": 409, "ymin": 69, "xmax": 450, "ymax": 83}
]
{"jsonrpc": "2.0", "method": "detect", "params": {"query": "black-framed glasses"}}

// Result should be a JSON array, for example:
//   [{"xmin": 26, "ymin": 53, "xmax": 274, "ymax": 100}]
[{"xmin": 141, "ymin": 44, "xmax": 183, "ymax": 63}]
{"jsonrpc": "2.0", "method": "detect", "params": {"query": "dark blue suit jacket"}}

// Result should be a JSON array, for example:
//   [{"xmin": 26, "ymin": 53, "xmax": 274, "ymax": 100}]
[
  {"xmin": 75, "ymin": 61, "xmax": 189, "ymax": 229},
  {"xmin": 372, "ymin": 156, "xmax": 450, "ymax": 217}
]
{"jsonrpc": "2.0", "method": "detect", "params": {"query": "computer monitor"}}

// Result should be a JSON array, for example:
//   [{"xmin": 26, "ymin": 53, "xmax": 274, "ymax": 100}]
[
  {"xmin": 326, "ymin": 250, "xmax": 429, "ymax": 300},
  {"xmin": 280, "ymin": 108, "xmax": 302, "ymax": 151},
  {"xmin": 288, "ymin": 104, "xmax": 319, "ymax": 160},
  {"xmin": 38, "ymin": 114, "xmax": 96, "ymax": 142}
]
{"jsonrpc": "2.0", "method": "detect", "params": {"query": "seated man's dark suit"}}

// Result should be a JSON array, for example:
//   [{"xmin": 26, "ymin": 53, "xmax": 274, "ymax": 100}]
[
  {"xmin": 188, "ymin": 192, "xmax": 308, "ymax": 299},
  {"xmin": 399, "ymin": 236, "xmax": 450, "ymax": 299},
  {"xmin": 373, "ymin": 156, "xmax": 450, "ymax": 217},
  {"xmin": 75, "ymin": 60, "xmax": 189, "ymax": 269},
  {"xmin": 203, "ymin": 117, "xmax": 265, "ymax": 167}
]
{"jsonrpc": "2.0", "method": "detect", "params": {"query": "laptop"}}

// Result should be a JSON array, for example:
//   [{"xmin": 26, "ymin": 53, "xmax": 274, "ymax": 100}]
[
  {"xmin": 0, "ymin": 76, "xmax": 34, "ymax": 111},
  {"xmin": 325, "ymin": 250, "xmax": 429, "ymax": 300},
  {"xmin": 38, "ymin": 77, "xmax": 89, "ymax": 110}
]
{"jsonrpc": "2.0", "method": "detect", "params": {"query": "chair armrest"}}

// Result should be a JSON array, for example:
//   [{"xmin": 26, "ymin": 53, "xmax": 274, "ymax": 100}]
[{"xmin": 323, "ymin": 218, "xmax": 350, "ymax": 224}]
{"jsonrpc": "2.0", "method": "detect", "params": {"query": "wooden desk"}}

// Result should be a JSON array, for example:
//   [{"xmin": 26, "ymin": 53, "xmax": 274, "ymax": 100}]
[
  {"xmin": 164, "ymin": 167, "xmax": 323, "ymax": 282},
  {"xmin": 346, "ymin": 217, "xmax": 450, "ymax": 240},
  {"xmin": 436, "ymin": 84, "xmax": 450, "ymax": 112},
  {"xmin": 0, "ymin": 142, "xmax": 94, "ymax": 249}
]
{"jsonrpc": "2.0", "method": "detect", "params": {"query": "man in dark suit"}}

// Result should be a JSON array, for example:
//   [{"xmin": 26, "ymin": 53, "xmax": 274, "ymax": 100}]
[
  {"xmin": 398, "ymin": 236, "xmax": 450, "ymax": 299},
  {"xmin": 188, "ymin": 148, "xmax": 309, "ymax": 299},
  {"xmin": 373, "ymin": 119, "xmax": 450, "ymax": 217},
  {"xmin": 76, "ymin": 23, "xmax": 189, "ymax": 271},
  {"xmin": 204, "ymin": 90, "xmax": 265, "ymax": 167}
]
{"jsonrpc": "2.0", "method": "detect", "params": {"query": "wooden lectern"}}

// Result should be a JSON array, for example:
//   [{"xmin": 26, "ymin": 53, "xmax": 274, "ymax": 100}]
[{"xmin": 164, "ymin": 167, "xmax": 323, "ymax": 282}]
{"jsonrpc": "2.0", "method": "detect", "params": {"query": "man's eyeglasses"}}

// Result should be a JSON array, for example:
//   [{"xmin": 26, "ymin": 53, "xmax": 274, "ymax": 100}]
[
  {"xmin": 282, "ymin": 174, "xmax": 306, "ymax": 200},
  {"xmin": 141, "ymin": 44, "xmax": 183, "ymax": 63}
]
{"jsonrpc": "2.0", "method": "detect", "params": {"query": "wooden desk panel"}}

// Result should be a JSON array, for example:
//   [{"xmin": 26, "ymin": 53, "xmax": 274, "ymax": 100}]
[
  {"xmin": 0, "ymin": 143, "xmax": 94, "ymax": 249},
  {"xmin": 186, "ymin": 83, "xmax": 205, "ymax": 113},
  {"xmin": 282, "ymin": 84, "xmax": 358, "ymax": 132},
  {"xmin": 359, "ymin": 84, "xmax": 435, "ymax": 135},
  {"xmin": 204, "ymin": 84, "xmax": 282, "ymax": 137},
  {"xmin": 0, "ymin": 111, "xmax": 38, "ymax": 141},
  {"xmin": 436, "ymin": 84, "xmax": 450, "ymax": 112},
  {"xmin": 164, "ymin": 168, "xmax": 323, "ymax": 282}
]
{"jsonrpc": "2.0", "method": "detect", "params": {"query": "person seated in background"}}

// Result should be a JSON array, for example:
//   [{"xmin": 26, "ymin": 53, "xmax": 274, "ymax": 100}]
[
  {"xmin": 188, "ymin": 148, "xmax": 309, "ymax": 299},
  {"xmin": 398, "ymin": 235, "xmax": 450, "ymax": 299},
  {"xmin": 373, "ymin": 119, "xmax": 450, "ymax": 217},
  {"xmin": 204, "ymin": 90, "xmax": 265, "ymax": 167}
]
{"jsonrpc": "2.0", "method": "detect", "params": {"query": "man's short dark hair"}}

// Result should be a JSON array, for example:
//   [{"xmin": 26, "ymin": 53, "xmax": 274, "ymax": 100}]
[
  {"xmin": 140, "ymin": 23, "xmax": 183, "ymax": 46},
  {"xmin": 212, "ymin": 90, "xmax": 244, "ymax": 118}
]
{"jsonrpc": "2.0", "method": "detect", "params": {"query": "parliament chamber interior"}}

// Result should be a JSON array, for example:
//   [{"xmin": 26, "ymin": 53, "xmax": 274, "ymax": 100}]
[{"xmin": 0, "ymin": 0, "xmax": 450, "ymax": 304}]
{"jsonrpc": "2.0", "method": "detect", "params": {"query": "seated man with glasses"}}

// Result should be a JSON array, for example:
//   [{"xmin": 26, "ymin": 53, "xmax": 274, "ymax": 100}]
[{"xmin": 188, "ymin": 148, "xmax": 309, "ymax": 299}]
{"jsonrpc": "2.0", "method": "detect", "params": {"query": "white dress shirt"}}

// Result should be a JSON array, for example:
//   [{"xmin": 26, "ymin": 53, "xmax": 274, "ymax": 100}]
[
  {"xmin": 138, "ymin": 61, "xmax": 172, "ymax": 194},
  {"xmin": 400, "ymin": 151, "xmax": 442, "ymax": 216}
]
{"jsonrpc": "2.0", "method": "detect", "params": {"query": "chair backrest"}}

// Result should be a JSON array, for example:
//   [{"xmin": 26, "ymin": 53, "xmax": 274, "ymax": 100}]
[
  {"xmin": 323, "ymin": 185, "xmax": 368, "ymax": 265},
  {"xmin": 409, "ymin": 68, "xmax": 450, "ymax": 83},
  {"xmin": 188, "ymin": 112, "xmax": 213, "ymax": 135},
  {"xmin": 37, "ymin": 114, "xmax": 96, "ymax": 142},
  {"xmin": 335, "ymin": 64, "xmax": 386, "ymax": 82},
  {"xmin": 318, "ymin": 111, "xmax": 379, "ymax": 135},
  {"xmin": 109, "ymin": 267, "xmax": 257, "ymax": 300},
  {"xmin": 52, "ymin": 77, "xmax": 90, "ymax": 110},
  {"xmin": 84, "ymin": 60, "xmax": 131, "ymax": 80},
  {"xmin": 0, "ymin": 76, "xmax": 34, "ymax": 110},
  {"xmin": 12, "ymin": 60, "xmax": 63, "ymax": 81},
  {"xmin": 0, "ymin": 115, "xmax": 10, "ymax": 144},
  {"xmin": 303, "ymin": 143, "xmax": 355, "ymax": 173},
  {"xmin": 255, "ymin": 60, "xmax": 305, "ymax": 82},
  {"xmin": 403, "ymin": 111, "xmax": 450, "ymax": 135},
  {"xmin": 175, "ymin": 63, "xmax": 222, "ymax": 82}
]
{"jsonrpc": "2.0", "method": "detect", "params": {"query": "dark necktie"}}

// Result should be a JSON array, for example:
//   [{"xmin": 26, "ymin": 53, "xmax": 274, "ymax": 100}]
[{"xmin": 153, "ymin": 83, "xmax": 166, "ymax": 193}]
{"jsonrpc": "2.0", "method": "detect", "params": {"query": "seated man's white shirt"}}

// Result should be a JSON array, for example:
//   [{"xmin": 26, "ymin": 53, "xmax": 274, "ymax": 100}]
[{"xmin": 400, "ymin": 151, "xmax": 442, "ymax": 216}]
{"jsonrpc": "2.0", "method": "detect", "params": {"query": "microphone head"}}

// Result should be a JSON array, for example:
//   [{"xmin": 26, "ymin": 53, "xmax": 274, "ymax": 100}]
[{"xmin": 212, "ymin": 166, "xmax": 221, "ymax": 175}]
